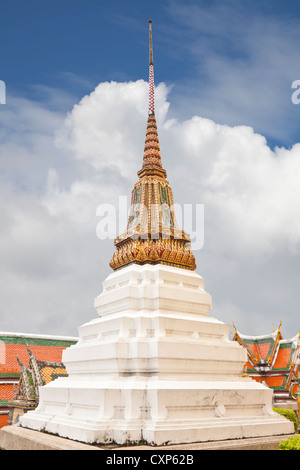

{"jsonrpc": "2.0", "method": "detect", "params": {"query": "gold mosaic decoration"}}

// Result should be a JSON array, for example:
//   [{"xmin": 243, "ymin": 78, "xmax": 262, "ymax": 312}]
[{"xmin": 109, "ymin": 22, "xmax": 196, "ymax": 272}]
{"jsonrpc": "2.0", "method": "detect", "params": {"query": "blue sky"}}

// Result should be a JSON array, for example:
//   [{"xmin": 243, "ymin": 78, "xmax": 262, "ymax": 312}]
[
  {"xmin": 1, "ymin": 0, "xmax": 300, "ymax": 339},
  {"xmin": 3, "ymin": 0, "xmax": 300, "ymax": 146}
]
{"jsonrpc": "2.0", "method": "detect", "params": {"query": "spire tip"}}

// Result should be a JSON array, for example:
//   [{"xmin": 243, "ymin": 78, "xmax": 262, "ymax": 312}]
[
  {"xmin": 148, "ymin": 19, "xmax": 154, "ymax": 114},
  {"xmin": 149, "ymin": 19, "xmax": 153, "ymax": 66}
]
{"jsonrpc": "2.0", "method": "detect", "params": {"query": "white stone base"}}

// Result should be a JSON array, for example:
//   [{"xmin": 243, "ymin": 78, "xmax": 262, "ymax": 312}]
[
  {"xmin": 20, "ymin": 378, "xmax": 293, "ymax": 445},
  {"xmin": 20, "ymin": 265, "xmax": 294, "ymax": 444}
]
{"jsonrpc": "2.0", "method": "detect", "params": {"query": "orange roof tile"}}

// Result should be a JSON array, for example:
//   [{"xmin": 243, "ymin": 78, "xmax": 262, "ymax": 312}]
[
  {"xmin": 265, "ymin": 376, "xmax": 286, "ymax": 388},
  {"xmin": 0, "ymin": 384, "xmax": 15, "ymax": 400},
  {"xmin": 0, "ymin": 414, "xmax": 9, "ymax": 428},
  {"xmin": 0, "ymin": 333, "xmax": 77, "ymax": 377},
  {"xmin": 274, "ymin": 347, "xmax": 292, "ymax": 370},
  {"xmin": 0, "ymin": 332, "xmax": 77, "ymax": 428},
  {"xmin": 1, "ymin": 343, "xmax": 68, "ymax": 374}
]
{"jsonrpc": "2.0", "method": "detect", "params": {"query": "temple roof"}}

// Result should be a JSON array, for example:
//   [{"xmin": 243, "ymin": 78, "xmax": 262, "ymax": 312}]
[
  {"xmin": 232, "ymin": 323, "xmax": 300, "ymax": 399},
  {"xmin": 232, "ymin": 324, "xmax": 283, "ymax": 368},
  {"xmin": 0, "ymin": 331, "xmax": 77, "ymax": 377},
  {"xmin": 0, "ymin": 331, "xmax": 77, "ymax": 428}
]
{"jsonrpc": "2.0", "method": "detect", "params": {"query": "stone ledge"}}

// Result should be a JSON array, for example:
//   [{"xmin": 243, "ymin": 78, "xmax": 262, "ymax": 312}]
[
  {"xmin": 129, "ymin": 434, "xmax": 295, "ymax": 450},
  {"xmin": 0, "ymin": 425, "xmax": 99, "ymax": 451},
  {"xmin": 0, "ymin": 425, "xmax": 295, "ymax": 451}
]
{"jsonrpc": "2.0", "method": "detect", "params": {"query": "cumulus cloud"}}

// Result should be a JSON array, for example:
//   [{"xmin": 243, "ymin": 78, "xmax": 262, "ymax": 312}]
[
  {"xmin": 164, "ymin": 0, "xmax": 300, "ymax": 144},
  {"xmin": 55, "ymin": 80, "xmax": 170, "ymax": 178},
  {"xmin": 54, "ymin": 80, "xmax": 300, "ymax": 258},
  {"xmin": 0, "ymin": 80, "xmax": 299, "ymax": 338},
  {"xmin": 162, "ymin": 117, "xmax": 300, "ymax": 258}
]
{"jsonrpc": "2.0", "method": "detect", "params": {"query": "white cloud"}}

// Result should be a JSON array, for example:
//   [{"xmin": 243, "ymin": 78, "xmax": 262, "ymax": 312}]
[
  {"xmin": 0, "ymin": 80, "xmax": 299, "ymax": 338},
  {"xmin": 55, "ymin": 80, "xmax": 170, "ymax": 178},
  {"xmin": 165, "ymin": 1, "xmax": 300, "ymax": 143},
  {"xmin": 160, "ymin": 116, "xmax": 300, "ymax": 259}
]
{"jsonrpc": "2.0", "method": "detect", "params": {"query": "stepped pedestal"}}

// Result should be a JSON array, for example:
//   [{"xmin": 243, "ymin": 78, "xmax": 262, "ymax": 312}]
[{"xmin": 20, "ymin": 265, "xmax": 294, "ymax": 445}]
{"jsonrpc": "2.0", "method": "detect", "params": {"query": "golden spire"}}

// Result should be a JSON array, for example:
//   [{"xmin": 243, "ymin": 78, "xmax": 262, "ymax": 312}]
[
  {"xmin": 148, "ymin": 20, "xmax": 154, "ymax": 114},
  {"xmin": 138, "ymin": 20, "xmax": 166, "ymax": 178},
  {"xmin": 109, "ymin": 21, "xmax": 196, "ymax": 272}
]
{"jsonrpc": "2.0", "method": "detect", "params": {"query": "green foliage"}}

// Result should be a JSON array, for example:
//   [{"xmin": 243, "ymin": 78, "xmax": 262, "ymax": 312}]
[
  {"xmin": 273, "ymin": 408, "xmax": 299, "ymax": 433},
  {"xmin": 279, "ymin": 435, "xmax": 300, "ymax": 450}
]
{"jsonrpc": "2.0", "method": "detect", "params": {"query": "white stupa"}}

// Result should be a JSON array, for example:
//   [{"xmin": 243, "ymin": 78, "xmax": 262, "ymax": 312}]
[{"xmin": 20, "ymin": 21, "xmax": 293, "ymax": 445}]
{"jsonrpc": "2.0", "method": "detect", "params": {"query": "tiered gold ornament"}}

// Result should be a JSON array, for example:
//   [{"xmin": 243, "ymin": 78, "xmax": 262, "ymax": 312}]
[{"xmin": 109, "ymin": 21, "xmax": 196, "ymax": 272}]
